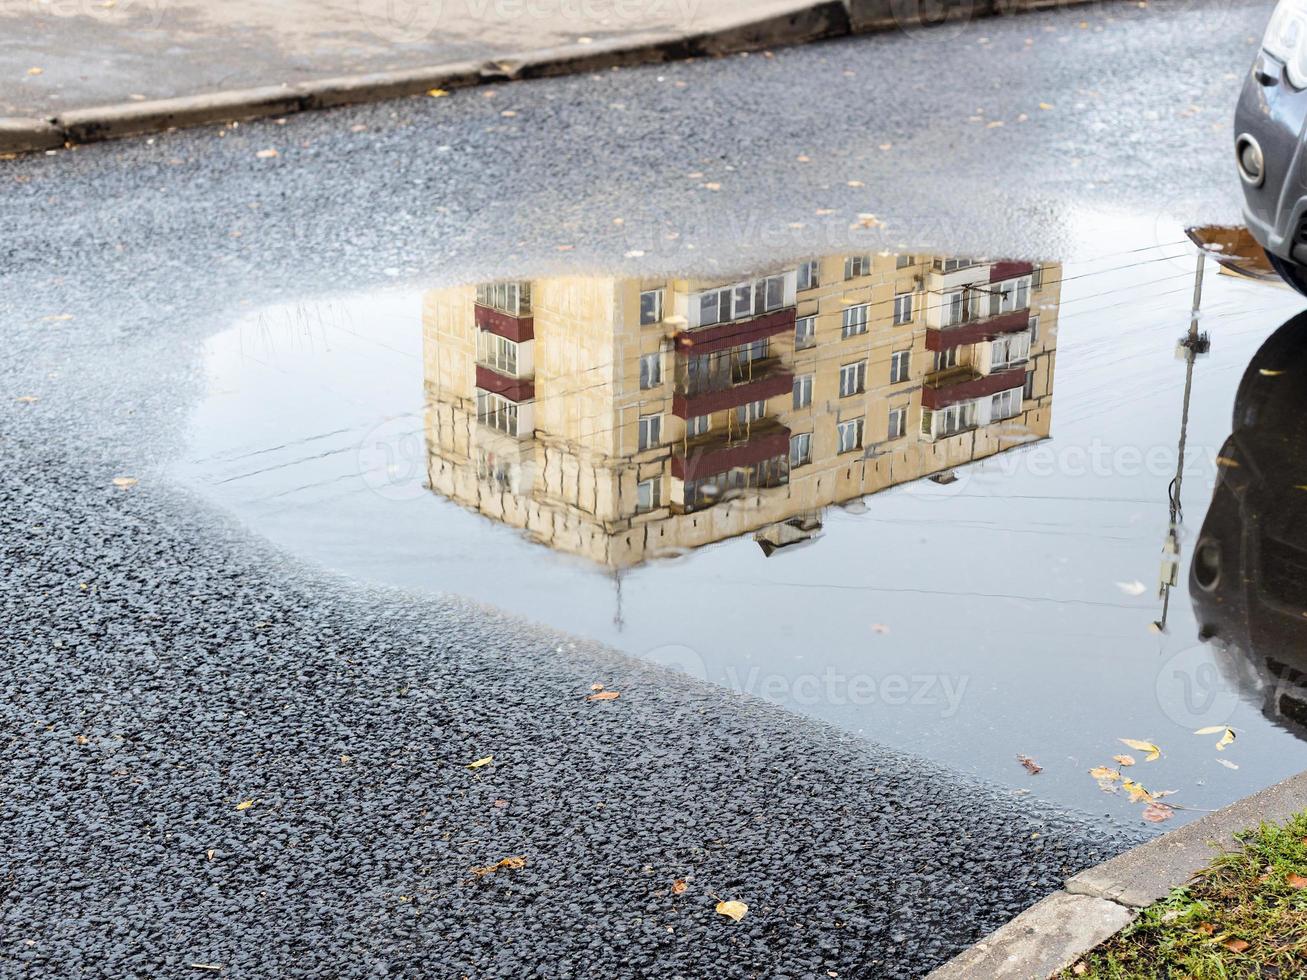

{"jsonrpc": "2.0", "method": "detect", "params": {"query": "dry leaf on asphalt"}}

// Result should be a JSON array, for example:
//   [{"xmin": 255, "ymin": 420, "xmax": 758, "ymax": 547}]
[
  {"xmin": 590, "ymin": 683, "xmax": 605, "ymax": 691},
  {"xmin": 467, "ymin": 755, "xmax": 494, "ymax": 769},
  {"xmin": 471, "ymin": 856, "xmax": 526, "ymax": 877},
  {"xmin": 112, "ymin": 477, "xmax": 139, "ymax": 489},
  {"xmin": 16, "ymin": 395, "xmax": 38, "ymax": 404},
  {"xmin": 1119, "ymin": 738, "xmax": 1162, "ymax": 761},
  {"xmin": 715, "ymin": 900, "xmax": 747, "ymax": 922},
  {"xmin": 1222, "ymin": 938, "xmax": 1251, "ymax": 953},
  {"xmin": 1017, "ymin": 754, "xmax": 1042, "ymax": 775},
  {"xmin": 587, "ymin": 691, "xmax": 620, "ymax": 701},
  {"xmin": 427, "ymin": 88, "xmax": 449, "ymax": 97},
  {"xmin": 1113, "ymin": 754, "xmax": 1136, "ymax": 767},
  {"xmin": 234, "ymin": 800, "xmax": 255, "ymax": 811},
  {"xmin": 672, "ymin": 879, "xmax": 688, "ymax": 895},
  {"xmin": 340, "ymin": 754, "xmax": 352, "ymax": 764},
  {"xmin": 27, "ymin": 67, "xmax": 42, "ymax": 75},
  {"xmin": 255, "ymin": 148, "xmax": 278, "ymax": 159}
]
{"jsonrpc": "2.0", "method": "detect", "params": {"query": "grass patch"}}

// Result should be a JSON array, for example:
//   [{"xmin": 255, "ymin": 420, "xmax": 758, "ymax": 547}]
[{"xmin": 1060, "ymin": 812, "xmax": 1307, "ymax": 979}]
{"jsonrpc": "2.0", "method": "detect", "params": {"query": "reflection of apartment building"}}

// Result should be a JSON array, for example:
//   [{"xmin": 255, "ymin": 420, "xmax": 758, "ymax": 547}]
[{"xmin": 422, "ymin": 252, "xmax": 1059, "ymax": 567}]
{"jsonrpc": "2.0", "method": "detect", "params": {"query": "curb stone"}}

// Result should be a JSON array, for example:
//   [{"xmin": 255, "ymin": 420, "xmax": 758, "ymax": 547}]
[
  {"xmin": 0, "ymin": 0, "xmax": 1100, "ymax": 156},
  {"xmin": 926, "ymin": 770, "xmax": 1307, "ymax": 979}
]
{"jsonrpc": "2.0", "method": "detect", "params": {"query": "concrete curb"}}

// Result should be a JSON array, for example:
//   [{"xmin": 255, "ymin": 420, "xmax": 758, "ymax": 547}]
[
  {"xmin": 926, "ymin": 769, "xmax": 1307, "ymax": 979},
  {"xmin": 0, "ymin": 0, "xmax": 1098, "ymax": 155}
]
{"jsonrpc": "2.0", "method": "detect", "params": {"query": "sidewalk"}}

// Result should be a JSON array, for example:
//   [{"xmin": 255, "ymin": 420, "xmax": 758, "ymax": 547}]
[
  {"xmin": 0, "ymin": 0, "xmax": 1079, "ymax": 151},
  {"xmin": 927, "ymin": 769, "xmax": 1307, "ymax": 979}
]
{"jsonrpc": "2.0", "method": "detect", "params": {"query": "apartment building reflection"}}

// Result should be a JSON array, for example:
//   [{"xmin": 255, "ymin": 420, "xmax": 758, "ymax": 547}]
[{"xmin": 422, "ymin": 252, "xmax": 1060, "ymax": 567}]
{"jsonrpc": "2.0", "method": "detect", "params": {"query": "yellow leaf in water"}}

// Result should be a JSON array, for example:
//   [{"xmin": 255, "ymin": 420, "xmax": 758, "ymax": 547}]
[
  {"xmin": 235, "ymin": 800, "xmax": 255, "ymax": 811},
  {"xmin": 112, "ymin": 476, "xmax": 138, "ymax": 489},
  {"xmin": 588, "ymin": 690, "xmax": 621, "ymax": 701},
  {"xmin": 1113, "ymin": 754, "xmax": 1136, "ymax": 767},
  {"xmin": 1089, "ymin": 766, "xmax": 1121, "ymax": 781},
  {"xmin": 1216, "ymin": 758, "xmax": 1239, "ymax": 770},
  {"xmin": 1215, "ymin": 728, "xmax": 1236, "ymax": 751},
  {"xmin": 1215, "ymin": 457, "xmax": 1240, "ymax": 468},
  {"xmin": 1039, "ymin": 102, "xmax": 1054, "ymax": 110},
  {"xmin": 1119, "ymin": 738, "xmax": 1162, "ymax": 761},
  {"xmin": 27, "ymin": 67, "xmax": 43, "ymax": 75},
  {"xmin": 467, "ymin": 755, "xmax": 494, "ymax": 769},
  {"xmin": 715, "ymin": 900, "xmax": 748, "ymax": 922},
  {"xmin": 1122, "ymin": 778, "xmax": 1154, "ymax": 803},
  {"xmin": 1194, "ymin": 726, "xmax": 1226, "ymax": 735},
  {"xmin": 1259, "ymin": 369, "xmax": 1285, "ymax": 376},
  {"xmin": 427, "ymin": 88, "xmax": 449, "ymax": 97}
]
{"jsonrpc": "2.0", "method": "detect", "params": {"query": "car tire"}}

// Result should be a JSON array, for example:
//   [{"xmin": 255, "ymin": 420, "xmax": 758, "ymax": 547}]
[{"xmin": 1266, "ymin": 249, "xmax": 1307, "ymax": 296}]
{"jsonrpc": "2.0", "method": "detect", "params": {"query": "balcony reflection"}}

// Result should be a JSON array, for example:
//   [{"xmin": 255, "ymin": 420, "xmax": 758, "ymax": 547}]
[
  {"xmin": 423, "ymin": 251, "xmax": 1061, "ymax": 567},
  {"xmin": 1190, "ymin": 310, "xmax": 1307, "ymax": 741}
]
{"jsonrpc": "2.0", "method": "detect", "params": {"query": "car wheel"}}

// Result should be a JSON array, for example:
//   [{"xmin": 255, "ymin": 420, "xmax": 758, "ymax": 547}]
[{"xmin": 1266, "ymin": 249, "xmax": 1307, "ymax": 297}]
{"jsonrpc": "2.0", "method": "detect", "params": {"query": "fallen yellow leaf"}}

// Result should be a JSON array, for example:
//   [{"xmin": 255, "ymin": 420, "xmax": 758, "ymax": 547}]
[
  {"xmin": 340, "ymin": 754, "xmax": 352, "ymax": 764},
  {"xmin": 589, "ymin": 683, "xmax": 605, "ymax": 691},
  {"xmin": 1288, "ymin": 873, "xmax": 1307, "ymax": 889},
  {"xmin": 471, "ymin": 855, "xmax": 526, "ymax": 877},
  {"xmin": 16, "ymin": 395, "xmax": 38, "ymax": 404},
  {"xmin": 672, "ymin": 879, "xmax": 688, "ymax": 895},
  {"xmin": 1113, "ymin": 754, "xmax": 1136, "ymax": 767},
  {"xmin": 255, "ymin": 148, "xmax": 278, "ymax": 159},
  {"xmin": 715, "ymin": 900, "xmax": 747, "ymax": 922},
  {"xmin": 468, "ymin": 755, "xmax": 494, "ymax": 769},
  {"xmin": 1259, "ymin": 368, "xmax": 1285, "ymax": 376},
  {"xmin": 1215, "ymin": 456, "xmax": 1240, "ymax": 468},
  {"xmin": 1119, "ymin": 738, "xmax": 1162, "ymax": 762},
  {"xmin": 1089, "ymin": 766, "xmax": 1121, "ymax": 781},
  {"xmin": 235, "ymin": 799, "xmax": 255, "ymax": 811},
  {"xmin": 1122, "ymin": 778, "xmax": 1154, "ymax": 803},
  {"xmin": 427, "ymin": 88, "xmax": 449, "ymax": 97},
  {"xmin": 112, "ymin": 476, "xmax": 138, "ymax": 489},
  {"xmin": 587, "ymin": 691, "xmax": 621, "ymax": 701},
  {"xmin": 27, "ymin": 67, "xmax": 43, "ymax": 75}
]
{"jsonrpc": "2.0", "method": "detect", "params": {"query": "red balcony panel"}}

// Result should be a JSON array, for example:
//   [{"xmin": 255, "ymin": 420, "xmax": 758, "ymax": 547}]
[
  {"xmin": 989, "ymin": 261, "xmax": 1035, "ymax": 283},
  {"xmin": 673, "ymin": 308, "xmax": 796, "ymax": 355},
  {"xmin": 672, "ymin": 426, "xmax": 791, "ymax": 482},
  {"xmin": 476, "ymin": 365, "xmax": 535, "ymax": 403},
  {"xmin": 925, "ymin": 310, "xmax": 1031, "ymax": 351},
  {"xmin": 475, "ymin": 304, "xmax": 534, "ymax": 342},
  {"xmin": 922, "ymin": 367, "xmax": 1027, "ymax": 410},
  {"xmin": 671, "ymin": 369, "xmax": 794, "ymax": 419}
]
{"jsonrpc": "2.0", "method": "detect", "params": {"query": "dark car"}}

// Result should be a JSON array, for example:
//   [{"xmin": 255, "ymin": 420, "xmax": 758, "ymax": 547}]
[
  {"xmin": 1235, "ymin": 0, "xmax": 1307, "ymax": 294},
  {"xmin": 1190, "ymin": 311, "xmax": 1307, "ymax": 739}
]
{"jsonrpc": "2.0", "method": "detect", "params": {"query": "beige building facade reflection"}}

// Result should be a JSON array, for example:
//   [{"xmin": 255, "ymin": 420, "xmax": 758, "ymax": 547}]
[{"xmin": 422, "ymin": 253, "xmax": 1060, "ymax": 567}]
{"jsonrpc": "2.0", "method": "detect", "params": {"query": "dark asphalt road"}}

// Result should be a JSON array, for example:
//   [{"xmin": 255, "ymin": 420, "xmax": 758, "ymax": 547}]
[{"xmin": 0, "ymin": 1, "xmax": 1271, "ymax": 976}]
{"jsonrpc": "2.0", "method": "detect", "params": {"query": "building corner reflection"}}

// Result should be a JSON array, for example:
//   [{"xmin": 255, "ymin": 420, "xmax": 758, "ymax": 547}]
[{"xmin": 422, "ymin": 252, "xmax": 1062, "ymax": 568}]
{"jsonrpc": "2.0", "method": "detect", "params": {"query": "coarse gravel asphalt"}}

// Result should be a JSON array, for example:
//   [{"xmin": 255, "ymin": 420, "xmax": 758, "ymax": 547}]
[{"xmin": 0, "ymin": 0, "xmax": 1274, "ymax": 975}]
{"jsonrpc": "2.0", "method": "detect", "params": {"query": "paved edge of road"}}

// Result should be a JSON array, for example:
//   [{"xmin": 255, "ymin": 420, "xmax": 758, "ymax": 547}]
[
  {"xmin": 924, "ymin": 769, "xmax": 1307, "ymax": 979},
  {"xmin": 0, "ymin": 0, "xmax": 1090, "ymax": 154}
]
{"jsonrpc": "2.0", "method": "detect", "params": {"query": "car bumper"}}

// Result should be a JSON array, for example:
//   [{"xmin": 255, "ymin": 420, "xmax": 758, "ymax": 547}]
[{"xmin": 1237, "ymin": 52, "xmax": 1307, "ymax": 261}]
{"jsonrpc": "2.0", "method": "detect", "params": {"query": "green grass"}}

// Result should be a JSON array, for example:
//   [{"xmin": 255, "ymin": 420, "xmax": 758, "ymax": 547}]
[{"xmin": 1059, "ymin": 812, "xmax": 1307, "ymax": 979}]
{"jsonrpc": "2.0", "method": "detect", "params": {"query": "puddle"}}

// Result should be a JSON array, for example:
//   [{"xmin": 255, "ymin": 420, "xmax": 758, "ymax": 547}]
[{"xmin": 175, "ymin": 234, "xmax": 1307, "ymax": 826}]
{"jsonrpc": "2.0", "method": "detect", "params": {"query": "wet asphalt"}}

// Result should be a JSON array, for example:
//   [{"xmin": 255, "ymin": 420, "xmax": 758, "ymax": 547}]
[{"xmin": 0, "ymin": 0, "xmax": 1275, "ymax": 975}]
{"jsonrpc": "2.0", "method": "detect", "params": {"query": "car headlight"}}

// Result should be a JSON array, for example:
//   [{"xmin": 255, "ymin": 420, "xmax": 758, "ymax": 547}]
[{"xmin": 1265, "ymin": 0, "xmax": 1307, "ymax": 89}]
